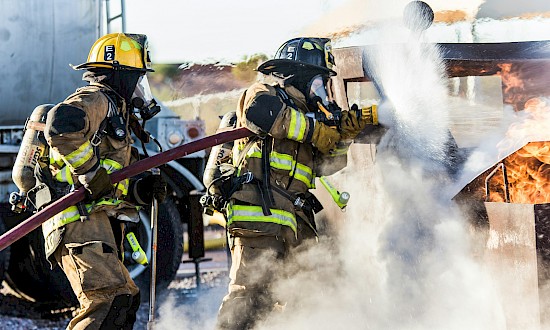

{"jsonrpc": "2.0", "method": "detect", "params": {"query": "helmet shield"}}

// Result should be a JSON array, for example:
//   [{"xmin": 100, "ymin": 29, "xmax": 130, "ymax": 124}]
[{"xmin": 132, "ymin": 75, "xmax": 161, "ymax": 120}]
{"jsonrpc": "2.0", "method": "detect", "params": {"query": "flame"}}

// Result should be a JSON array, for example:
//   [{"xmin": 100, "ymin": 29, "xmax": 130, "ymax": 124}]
[
  {"xmin": 497, "ymin": 63, "xmax": 525, "ymax": 111},
  {"xmin": 496, "ymin": 63, "xmax": 550, "ymax": 112},
  {"xmin": 487, "ymin": 98, "xmax": 550, "ymax": 204}
]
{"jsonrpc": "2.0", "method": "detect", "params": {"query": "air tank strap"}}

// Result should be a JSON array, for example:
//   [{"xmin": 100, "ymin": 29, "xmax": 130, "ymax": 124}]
[
  {"xmin": 25, "ymin": 120, "xmax": 46, "ymax": 132},
  {"xmin": 259, "ymin": 136, "xmax": 275, "ymax": 215},
  {"xmin": 275, "ymin": 86, "xmax": 296, "ymax": 108}
]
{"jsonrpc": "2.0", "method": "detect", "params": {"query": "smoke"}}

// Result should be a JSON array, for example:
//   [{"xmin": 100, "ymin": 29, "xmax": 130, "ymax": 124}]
[{"xmin": 255, "ymin": 9, "xmax": 505, "ymax": 330}]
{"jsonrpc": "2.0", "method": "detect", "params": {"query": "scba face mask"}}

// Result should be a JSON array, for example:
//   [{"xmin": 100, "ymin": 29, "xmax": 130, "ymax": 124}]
[
  {"xmin": 132, "ymin": 75, "xmax": 161, "ymax": 120},
  {"xmin": 307, "ymin": 74, "xmax": 335, "ymax": 108},
  {"xmin": 304, "ymin": 74, "xmax": 343, "ymax": 127}
]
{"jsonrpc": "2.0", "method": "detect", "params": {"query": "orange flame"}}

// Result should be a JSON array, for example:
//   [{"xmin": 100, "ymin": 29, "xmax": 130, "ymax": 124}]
[{"xmin": 487, "ymin": 98, "xmax": 550, "ymax": 204}]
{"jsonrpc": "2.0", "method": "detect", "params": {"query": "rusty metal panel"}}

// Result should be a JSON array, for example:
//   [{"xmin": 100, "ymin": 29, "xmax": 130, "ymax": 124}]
[
  {"xmin": 484, "ymin": 202, "xmax": 540, "ymax": 330},
  {"xmin": 333, "ymin": 47, "xmax": 365, "ymax": 79},
  {"xmin": 332, "ymin": 47, "xmax": 366, "ymax": 111}
]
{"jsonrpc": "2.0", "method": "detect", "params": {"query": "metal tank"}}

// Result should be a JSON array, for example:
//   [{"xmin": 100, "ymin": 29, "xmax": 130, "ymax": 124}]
[{"xmin": 0, "ymin": 0, "xmax": 100, "ymax": 125}]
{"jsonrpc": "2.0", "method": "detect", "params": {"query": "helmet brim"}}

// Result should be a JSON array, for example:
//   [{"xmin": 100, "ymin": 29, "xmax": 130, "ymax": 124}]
[
  {"xmin": 257, "ymin": 59, "xmax": 336, "ymax": 77},
  {"xmin": 70, "ymin": 62, "xmax": 154, "ymax": 72}
]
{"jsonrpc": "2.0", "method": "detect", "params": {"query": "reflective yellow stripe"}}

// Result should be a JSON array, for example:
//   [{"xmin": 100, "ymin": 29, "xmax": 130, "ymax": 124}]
[
  {"xmin": 290, "ymin": 162, "xmax": 315, "ymax": 188},
  {"xmin": 95, "ymin": 198, "xmax": 125, "ymax": 207},
  {"xmin": 99, "ymin": 159, "xmax": 128, "ymax": 196},
  {"xmin": 42, "ymin": 205, "xmax": 87, "ymax": 236},
  {"xmin": 115, "ymin": 178, "xmax": 129, "ymax": 196},
  {"xmin": 54, "ymin": 166, "xmax": 74, "ymax": 185},
  {"xmin": 63, "ymin": 141, "xmax": 94, "ymax": 170},
  {"xmin": 52, "ymin": 158, "xmax": 128, "ymax": 196},
  {"xmin": 42, "ymin": 196, "xmax": 126, "ymax": 235},
  {"xmin": 49, "ymin": 149, "xmax": 65, "ymax": 167},
  {"xmin": 101, "ymin": 158, "xmax": 123, "ymax": 172},
  {"xmin": 287, "ymin": 110, "xmax": 306, "ymax": 142},
  {"xmin": 246, "ymin": 151, "xmax": 315, "ymax": 188},
  {"xmin": 227, "ymin": 204, "xmax": 297, "ymax": 234}
]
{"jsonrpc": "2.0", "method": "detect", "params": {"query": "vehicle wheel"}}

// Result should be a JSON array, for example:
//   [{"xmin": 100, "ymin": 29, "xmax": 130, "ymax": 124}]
[
  {"xmin": 125, "ymin": 197, "xmax": 184, "ymax": 300},
  {"xmin": 4, "ymin": 221, "xmax": 77, "ymax": 310}
]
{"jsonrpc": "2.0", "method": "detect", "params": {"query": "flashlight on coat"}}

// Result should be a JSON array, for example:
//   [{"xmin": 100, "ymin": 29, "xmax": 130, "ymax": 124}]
[
  {"xmin": 126, "ymin": 231, "xmax": 148, "ymax": 265},
  {"xmin": 319, "ymin": 176, "xmax": 350, "ymax": 209}
]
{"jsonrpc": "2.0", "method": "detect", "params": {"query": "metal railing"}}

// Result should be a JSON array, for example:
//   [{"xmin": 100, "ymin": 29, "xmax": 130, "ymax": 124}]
[{"xmin": 484, "ymin": 162, "xmax": 510, "ymax": 203}]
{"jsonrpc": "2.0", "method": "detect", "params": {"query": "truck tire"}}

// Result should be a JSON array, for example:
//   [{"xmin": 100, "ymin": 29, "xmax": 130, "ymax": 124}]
[
  {"xmin": 4, "ymin": 198, "xmax": 184, "ymax": 310},
  {"xmin": 4, "ymin": 225, "xmax": 78, "ymax": 311},
  {"xmin": 130, "ymin": 197, "xmax": 184, "ymax": 301}
]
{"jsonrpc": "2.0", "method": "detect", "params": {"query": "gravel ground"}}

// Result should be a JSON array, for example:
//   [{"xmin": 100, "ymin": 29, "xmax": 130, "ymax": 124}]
[{"xmin": 0, "ymin": 254, "xmax": 230, "ymax": 330}]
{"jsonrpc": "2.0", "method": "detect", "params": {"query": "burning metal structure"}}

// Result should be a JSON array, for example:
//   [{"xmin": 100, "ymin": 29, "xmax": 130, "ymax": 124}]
[{"xmin": 332, "ymin": 40, "xmax": 550, "ymax": 329}]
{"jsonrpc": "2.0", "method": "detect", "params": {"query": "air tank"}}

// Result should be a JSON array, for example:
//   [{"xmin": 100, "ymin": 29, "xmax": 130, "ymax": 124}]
[
  {"xmin": 203, "ymin": 111, "xmax": 237, "ymax": 195},
  {"xmin": 12, "ymin": 104, "xmax": 53, "ymax": 195}
]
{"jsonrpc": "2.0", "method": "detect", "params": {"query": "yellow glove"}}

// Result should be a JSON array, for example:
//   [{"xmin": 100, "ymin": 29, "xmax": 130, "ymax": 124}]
[
  {"xmin": 311, "ymin": 122, "xmax": 341, "ymax": 154},
  {"xmin": 340, "ymin": 104, "xmax": 378, "ymax": 140}
]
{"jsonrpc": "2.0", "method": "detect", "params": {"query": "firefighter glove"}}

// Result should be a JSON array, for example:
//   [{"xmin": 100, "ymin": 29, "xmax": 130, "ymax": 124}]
[
  {"xmin": 340, "ymin": 104, "xmax": 378, "ymax": 140},
  {"xmin": 311, "ymin": 121, "xmax": 341, "ymax": 154},
  {"xmin": 134, "ymin": 173, "xmax": 167, "ymax": 205},
  {"xmin": 78, "ymin": 167, "xmax": 112, "ymax": 201}
]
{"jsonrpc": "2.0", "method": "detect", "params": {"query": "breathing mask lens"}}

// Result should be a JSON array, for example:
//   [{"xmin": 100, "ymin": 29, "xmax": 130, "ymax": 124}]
[
  {"xmin": 308, "ymin": 74, "xmax": 330, "ymax": 107},
  {"xmin": 132, "ymin": 74, "xmax": 161, "ymax": 120}
]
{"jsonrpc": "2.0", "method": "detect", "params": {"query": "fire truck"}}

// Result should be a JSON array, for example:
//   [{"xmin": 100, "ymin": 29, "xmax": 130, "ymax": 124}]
[{"xmin": 0, "ymin": 0, "xmax": 207, "ymax": 310}]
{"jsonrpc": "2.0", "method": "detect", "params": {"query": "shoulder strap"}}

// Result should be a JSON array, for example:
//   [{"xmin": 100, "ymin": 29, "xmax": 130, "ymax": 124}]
[
  {"xmin": 234, "ymin": 135, "xmax": 259, "ymax": 169},
  {"xmin": 275, "ymin": 85, "xmax": 296, "ymax": 108}
]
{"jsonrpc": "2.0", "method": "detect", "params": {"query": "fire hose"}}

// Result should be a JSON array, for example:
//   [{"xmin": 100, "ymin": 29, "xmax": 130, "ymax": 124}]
[{"xmin": 0, "ymin": 127, "xmax": 253, "ymax": 252}]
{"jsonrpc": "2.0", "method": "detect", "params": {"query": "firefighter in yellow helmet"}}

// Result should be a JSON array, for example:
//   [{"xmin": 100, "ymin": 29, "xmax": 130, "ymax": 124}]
[
  {"xmin": 214, "ymin": 37, "xmax": 378, "ymax": 329},
  {"xmin": 40, "ymin": 33, "xmax": 166, "ymax": 329}
]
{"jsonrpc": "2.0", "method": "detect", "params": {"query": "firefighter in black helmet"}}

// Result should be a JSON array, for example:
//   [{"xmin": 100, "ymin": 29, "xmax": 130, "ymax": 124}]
[
  {"xmin": 40, "ymin": 33, "xmax": 166, "ymax": 329},
  {"xmin": 214, "ymin": 37, "xmax": 378, "ymax": 329}
]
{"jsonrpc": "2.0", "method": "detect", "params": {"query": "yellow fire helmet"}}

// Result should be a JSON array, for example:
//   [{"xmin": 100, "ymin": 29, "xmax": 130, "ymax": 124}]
[{"xmin": 72, "ymin": 33, "xmax": 153, "ymax": 72}]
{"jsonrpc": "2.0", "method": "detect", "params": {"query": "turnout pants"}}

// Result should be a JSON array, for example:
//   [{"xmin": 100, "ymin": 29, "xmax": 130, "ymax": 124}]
[
  {"xmin": 216, "ymin": 214, "xmax": 317, "ymax": 330},
  {"xmin": 53, "ymin": 210, "xmax": 140, "ymax": 330}
]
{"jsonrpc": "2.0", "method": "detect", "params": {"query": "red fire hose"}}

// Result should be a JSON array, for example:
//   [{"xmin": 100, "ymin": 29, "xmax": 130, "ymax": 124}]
[{"xmin": 0, "ymin": 127, "xmax": 253, "ymax": 252}]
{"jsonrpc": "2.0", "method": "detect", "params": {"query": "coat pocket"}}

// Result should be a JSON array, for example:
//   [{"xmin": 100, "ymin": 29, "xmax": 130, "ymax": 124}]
[{"xmin": 65, "ymin": 241, "xmax": 126, "ymax": 292}]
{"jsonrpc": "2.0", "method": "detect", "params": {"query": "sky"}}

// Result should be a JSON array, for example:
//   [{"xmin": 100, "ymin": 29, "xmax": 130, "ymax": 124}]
[
  {"xmin": 125, "ymin": 0, "xmax": 550, "ymax": 64},
  {"xmin": 125, "ymin": 0, "xmax": 348, "ymax": 64}
]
